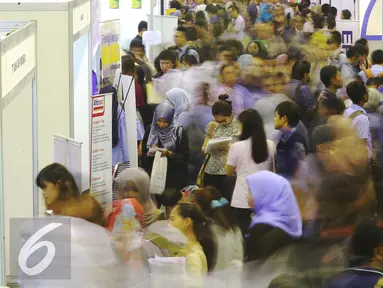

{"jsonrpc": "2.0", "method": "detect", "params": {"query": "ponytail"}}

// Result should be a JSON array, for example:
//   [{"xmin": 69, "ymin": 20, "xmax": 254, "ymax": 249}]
[{"xmin": 176, "ymin": 203, "xmax": 217, "ymax": 271}]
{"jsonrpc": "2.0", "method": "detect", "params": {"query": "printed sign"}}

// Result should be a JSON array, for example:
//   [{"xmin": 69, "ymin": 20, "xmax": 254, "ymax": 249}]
[
  {"xmin": 72, "ymin": 1, "xmax": 91, "ymax": 36},
  {"xmin": 1, "ymin": 34, "xmax": 36, "ymax": 97},
  {"xmin": 336, "ymin": 20, "xmax": 360, "ymax": 51},
  {"xmin": 100, "ymin": 20, "xmax": 121, "ymax": 81},
  {"xmin": 90, "ymin": 94, "xmax": 113, "ymax": 209},
  {"xmin": 10, "ymin": 218, "xmax": 71, "ymax": 279}
]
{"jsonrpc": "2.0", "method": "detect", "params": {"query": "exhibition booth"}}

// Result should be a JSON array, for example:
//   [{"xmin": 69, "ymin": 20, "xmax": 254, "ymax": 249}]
[
  {"xmin": 0, "ymin": 0, "xmax": 93, "ymax": 194},
  {"xmin": 0, "ymin": 20, "xmax": 37, "ymax": 284}
]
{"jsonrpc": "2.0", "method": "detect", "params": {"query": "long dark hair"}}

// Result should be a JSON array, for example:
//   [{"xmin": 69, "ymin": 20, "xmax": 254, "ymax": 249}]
[
  {"xmin": 176, "ymin": 202, "xmax": 217, "ymax": 271},
  {"xmin": 191, "ymin": 187, "xmax": 239, "ymax": 231},
  {"xmin": 99, "ymin": 85, "xmax": 119, "ymax": 148},
  {"xmin": 36, "ymin": 163, "xmax": 80, "ymax": 201},
  {"xmin": 238, "ymin": 109, "xmax": 268, "ymax": 164}
]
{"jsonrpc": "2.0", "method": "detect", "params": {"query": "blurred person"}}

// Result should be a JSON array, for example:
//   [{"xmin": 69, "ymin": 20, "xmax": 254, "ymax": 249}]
[
  {"xmin": 276, "ymin": 46, "xmax": 304, "ymax": 77},
  {"xmin": 120, "ymin": 53, "xmax": 154, "ymax": 130},
  {"xmin": 322, "ymin": 15, "xmax": 336, "ymax": 37},
  {"xmin": 327, "ymin": 31, "xmax": 346, "ymax": 68},
  {"xmin": 169, "ymin": 202, "xmax": 217, "ymax": 274},
  {"xmin": 284, "ymin": 60, "xmax": 315, "ymax": 127},
  {"xmin": 195, "ymin": 19, "xmax": 210, "ymax": 44},
  {"xmin": 206, "ymin": 4, "xmax": 219, "ymax": 23},
  {"xmin": 201, "ymin": 96, "xmax": 241, "ymax": 200},
  {"xmin": 273, "ymin": 4, "xmax": 287, "ymax": 37},
  {"xmin": 196, "ymin": 10, "xmax": 210, "ymax": 24},
  {"xmin": 32, "ymin": 164, "xmax": 147, "ymax": 287},
  {"xmin": 330, "ymin": 6, "xmax": 337, "ymax": 18},
  {"xmin": 142, "ymin": 102, "xmax": 190, "ymax": 203},
  {"xmin": 36, "ymin": 163, "xmax": 104, "ymax": 226},
  {"xmin": 246, "ymin": 40, "xmax": 268, "ymax": 59},
  {"xmin": 356, "ymin": 38, "xmax": 371, "ymax": 71},
  {"xmin": 165, "ymin": 88, "xmax": 192, "ymax": 129},
  {"xmin": 294, "ymin": 115, "xmax": 375, "ymax": 232},
  {"xmin": 246, "ymin": 171, "xmax": 302, "ymax": 261},
  {"xmin": 253, "ymin": 22, "xmax": 286, "ymax": 58},
  {"xmin": 343, "ymin": 80, "xmax": 372, "ymax": 159},
  {"xmin": 321, "ymin": 3, "xmax": 330, "ymax": 18},
  {"xmin": 358, "ymin": 49, "xmax": 383, "ymax": 83},
  {"xmin": 129, "ymin": 39, "xmax": 155, "ymax": 81},
  {"xmin": 181, "ymin": 54, "xmax": 199, "ymax": 68},
  {"xmin": 341, "ymin": 9, "xmax": 352, "ymax": 20},
  {"xmin": 355, "ymin": 43, "xmax": 369, "ymax": 74},
  {"xmin": 313, "ymin": 65, "xmax": 345, "ymax": 133},
  {"xmin": 190, "ymin": 187, "xmax": 244, "ymax": 270},
  {"xmin": 274, "ymin": 101, "xmax": 307, "ymax": 179},
  {"xmin": 340, "ymin": 46, "xmax": 362, "ymax": 87},
  {"xmin": 174, "ymin": 26, "xmax": 200, "ymax": 63},
  {"xmin": 153, "ymin": 49, "xmax": 177, "ymax": 78},
  {"xmin": 193, "ymin": 0, "xmax": 207, "ymax": 13},
  {"xmin": 134, "ymin": 20, "xmax": 147, "ymax": 40},
  {"xmin": 227, "ymin": 5, "xmax": 245, "ymax": 40},
  {"xmin": 325, "ymin": 221, "xmax": 383, "ymax": 288},
  {"xmin": 225, "ymin": 39, "xmax": 244, "ymax": 58},
  {"xmin": 212, "ymin": 65, "xmax": 245, "ymax": 116},
  {"xmin": 99, "ymin": 81, "xmax": 129, "ymax": 166},
  {"xmin": 115, "ymin": 168, "xmax": 163, "ymax": 227},
  {"xmin": 226, "ymin": 109, "xmax": 276, "ymax": 234}
]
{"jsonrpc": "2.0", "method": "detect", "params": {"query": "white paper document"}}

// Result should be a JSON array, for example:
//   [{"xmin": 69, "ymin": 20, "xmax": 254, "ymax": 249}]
[{"xmin": 205, "ymin": 137, "xmax": 232, "ymax": 154}]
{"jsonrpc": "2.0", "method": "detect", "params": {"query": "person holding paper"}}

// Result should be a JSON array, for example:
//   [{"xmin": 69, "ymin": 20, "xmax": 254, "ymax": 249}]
[
  {"xmin": 201, "ymin": 96, "xmax": 240, "ymax": 200},
  {"xmin": 142, "ymin": 101, "xmax": 190, "ymax": 206}
]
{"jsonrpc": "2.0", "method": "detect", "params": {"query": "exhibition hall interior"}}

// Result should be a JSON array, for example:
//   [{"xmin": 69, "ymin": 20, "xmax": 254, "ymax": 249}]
[{"xmin": 1, "ymin": 0, "xmax": 383, "ymax": 287}]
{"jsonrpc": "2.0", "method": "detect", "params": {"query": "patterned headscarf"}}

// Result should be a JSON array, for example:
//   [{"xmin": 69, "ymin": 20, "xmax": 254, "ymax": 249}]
[{"xmin": 147, "ymin": 101, "xmax": 179, "ymax": 151}]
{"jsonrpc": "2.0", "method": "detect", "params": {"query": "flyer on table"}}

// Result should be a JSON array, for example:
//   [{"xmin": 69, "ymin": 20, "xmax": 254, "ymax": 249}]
[{"xmin": 90, "ymin": 93, "xmax": 113, "ymax": 209}]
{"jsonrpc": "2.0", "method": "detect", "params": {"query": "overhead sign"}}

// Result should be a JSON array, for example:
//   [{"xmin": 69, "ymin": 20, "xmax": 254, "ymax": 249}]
[
  {"xmin": 73, "ymin": 1, "xmax": 91, "ymax": 36},
  {"xmin": 1, "ymin": 34, "xmax": 36, "ymax": 97}
]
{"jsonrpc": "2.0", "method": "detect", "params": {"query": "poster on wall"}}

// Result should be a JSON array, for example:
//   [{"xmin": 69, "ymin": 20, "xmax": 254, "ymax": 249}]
[
  {"xmin": 100, "ymin": 20, "xmax": 121, "ymax": 82},
  {"xmin": 90, "ymin": 93, "xmax": 113, "ymax": 209},
  {"xmin": 336, "ymin": 20, "xmax": 360, "ymax": 50}
]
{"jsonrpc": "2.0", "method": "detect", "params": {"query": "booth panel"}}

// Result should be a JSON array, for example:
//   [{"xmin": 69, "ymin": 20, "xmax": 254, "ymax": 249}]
[
  {"xmin": 73, "ymin": 33, "xmax": 90, "ymax": 191},
  {"xmin": 0, "ymin": 11, "xmax": 71, "ymax": 171},
  {"xmin": 3, "ymin": 81, "xmax": 34, "ymax": 275}
]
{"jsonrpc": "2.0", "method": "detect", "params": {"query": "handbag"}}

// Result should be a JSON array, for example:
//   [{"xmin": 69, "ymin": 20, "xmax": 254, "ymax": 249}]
[
  {"xmin": 196, "ymin": 122, "xmax": 217, "ymax": 187},
  {"xmin": 150, "ymin": 151, "xmax": 168, "ymax": 195},
  {"xmin": 146, "ymin": 82, "xmax": 163, "ymax": 105}
]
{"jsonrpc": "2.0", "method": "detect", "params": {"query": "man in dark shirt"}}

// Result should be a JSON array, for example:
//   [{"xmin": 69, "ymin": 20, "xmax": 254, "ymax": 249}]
[
  {"xmin": 274, "ymin": 101, "xmax": 307, "ymax": 179},
  {"xmin": 133, "ymin": 21, "xmax": 147, "ymax": 41}
]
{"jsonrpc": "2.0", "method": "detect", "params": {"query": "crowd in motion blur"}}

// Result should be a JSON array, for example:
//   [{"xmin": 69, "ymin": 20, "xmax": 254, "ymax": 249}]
[{"xmin": 30, "ymin": 0, "xmax": 383, "ymax": 287}]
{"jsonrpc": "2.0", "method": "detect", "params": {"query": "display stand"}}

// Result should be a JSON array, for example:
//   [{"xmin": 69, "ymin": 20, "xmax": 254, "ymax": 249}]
[
  {"xmin": 0, "ymin": 0, "xmax": 92, "ymax": 195},
  {"xmin": 0, "ymin": 20, "xmax": 37, "ymax": 285},
  {"xmin": 53, "ymin": 134, "xmax": 83, "ymax": 192}
]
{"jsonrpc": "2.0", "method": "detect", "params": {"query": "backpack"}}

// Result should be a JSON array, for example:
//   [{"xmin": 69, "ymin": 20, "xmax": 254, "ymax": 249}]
[
  {"xmin": 363, "ymin": 69, "xmax": 383, "ymax": 80},
  {"xmin": 184, "ymin": 44, "xmax": 204, "ymax": 63}
]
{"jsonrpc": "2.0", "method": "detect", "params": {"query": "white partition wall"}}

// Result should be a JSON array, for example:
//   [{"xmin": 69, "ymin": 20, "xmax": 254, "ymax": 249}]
[
  {"xmin": 0, "ymin": 21, "xmax": 38, "ymax": 284},
  {"xmin": 0, "ymin": 0, "xmax": 92, "ymax": 198}
]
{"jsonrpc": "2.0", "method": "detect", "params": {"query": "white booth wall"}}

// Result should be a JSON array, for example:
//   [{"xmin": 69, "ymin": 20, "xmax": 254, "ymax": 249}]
[
  {"xmin": 0, "ymin": 21, "xmax": 37, "ymax": 282},
  {"xmin": 0, "ymin": 1, "xmax": 92, "ymax": 211},
  {"xmin": 359, "ymin": 0, "xmax": 383, "ymax": 51}
]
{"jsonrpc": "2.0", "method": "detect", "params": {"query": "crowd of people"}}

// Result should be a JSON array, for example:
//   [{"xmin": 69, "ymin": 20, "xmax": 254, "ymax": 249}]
[{"xmin": 30, "ymin": 0, "xmax": 383, "ymax": 287}]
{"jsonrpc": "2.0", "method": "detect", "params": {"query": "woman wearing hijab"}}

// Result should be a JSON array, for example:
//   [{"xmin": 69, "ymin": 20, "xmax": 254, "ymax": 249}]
[
  {"xmin": 166, "ymin": 88, "xmax": 192, "ymax": 129},
  {"xmin": 246, "ymin": 171, "xmax": 302, "ymax": 261},
  {"xmin": 142, "ymin": 102, "xmax": 190, "ymax": 207},
  {"xmin": 115, "ymin": 167, "xmax": 163, "ymax": 228}
]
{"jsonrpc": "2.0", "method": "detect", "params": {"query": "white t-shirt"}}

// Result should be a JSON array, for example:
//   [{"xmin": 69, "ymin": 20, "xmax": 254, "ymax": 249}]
[
  {"xmin": 233, "ymin": 15, "xmax": 245, "ymax": 41},
  {"xmin": 227, "ymin": 139, "xmax": 275, "ymax": 209}
]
